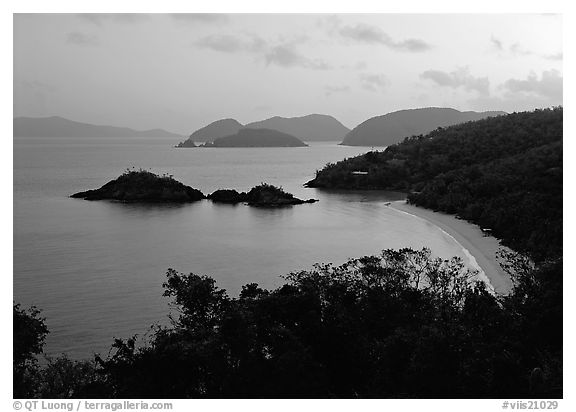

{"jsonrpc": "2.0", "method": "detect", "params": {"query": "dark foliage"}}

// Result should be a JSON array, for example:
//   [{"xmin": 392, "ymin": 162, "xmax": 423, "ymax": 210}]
[
  {"xmin": 341, "ymin": 107, "xmax": 505, "ymax": 146},
  {"xmin": 13, "ymin": 303, "xmax": 49, "ymax": 398},
  {"xmin": 200, "ymin": 128, "xmax": 308, "ymax": 148},
  {"xmin": 14, "ymin": 248, "xmax": 562, "ymax": 398},
  {"xmin": 306, "ymin": 108, "xmax": 562, "ymax": 261},
  {"xmin": 207, "ymin": 189, "xmax": 246, "ymax": 203},
  {"xmin": 11, "ymin": 248, "xmax": 552, "ymax": 398},
  {"xmin": 70, "ymin": 169, "xmax": 205, "ymax": 202},
  {"xmin": 208, "ymin": 184, "xmax": 318, "ymax": 207},
  {"xmin": 244, "ymin": 183, "xmax": 318, "ymax": 206}
]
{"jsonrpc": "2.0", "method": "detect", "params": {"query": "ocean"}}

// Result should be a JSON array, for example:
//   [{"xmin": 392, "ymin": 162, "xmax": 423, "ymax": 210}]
[{"xmin": 14, "ymin": 138, "xmax": 479, "ymax": 359}]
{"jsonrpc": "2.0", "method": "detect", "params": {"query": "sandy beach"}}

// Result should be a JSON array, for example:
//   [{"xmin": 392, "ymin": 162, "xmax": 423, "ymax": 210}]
[{"xmin": 389, "ymin": 200, "xmax": 513, "ymax": 295}]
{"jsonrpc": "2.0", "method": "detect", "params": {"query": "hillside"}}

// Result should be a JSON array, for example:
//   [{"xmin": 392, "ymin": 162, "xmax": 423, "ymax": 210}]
[
  {"xmin": 341, "ymin": 107, "xmax": 506, "ymax": 147},
  {"xmin": 307, "ymin": 108, "xmax": 562, "ymax": 261},
  {"xmin": 13, "ymin": 116, "xmax": 181, "ymax": 138},
  {"xmin": 203, "ymin": 128, "xmax": 308, "ymax": 148},
  {"xmin": 177, "ymin": 118, "xmax": 243, "ymax": 147},
  {"xmin": 244, "ymin": 114, "xmax": 350, "ymax": 142}
]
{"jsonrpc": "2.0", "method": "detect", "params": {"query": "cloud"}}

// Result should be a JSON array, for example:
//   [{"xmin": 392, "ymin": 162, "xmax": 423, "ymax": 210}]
[
  {"xmin": 264, "ymin": 44, "xmax": 331, "ymax": 70},
  {"xmin": 66, "ymin": 31, "xmax": 99, "ymax": 47},
  {"xmin": 170, "ymin": 14, "xmax": 228, "ymax": 24},
  {"xmin": 490, "ymin": 35, "xmax": 504, "ymax": 51},
  {"xmin": 326, "ymin": 18, "xmax": 432, "ymax": 52},
  {"xmin": 509, "ymin": 43, "xmax": 533, "ymax": 57},
  {"xmin": 324, "ymin": 85, "xmax": 351, "ymax": 97},
  {"xmin": 502, "ymin": 70, "xmax": 562, "ymax": 99},
  {"xmin": 391, "ymin": 38, "xmax": 431, "ymax": 52},
  {"xmin": 489, "ymin": 37, "xmax": 562, "ymax": 61},
  {"xmin": 76, "ymin": 14, "xmax": 148, "ymax": 26},
  {"xmin": 420, "ymin": 67, "xmax": 490, "ymax": 95},
  {"xmin": 544, "ymin": 52, "xmax": 563, "ymax": 61},
  {"xmin": 468, "ymin": 70, "xmax": 563, "ymax": 112},
  {"xmin": 195, "ymin": 34, "xmax": 330, "ymax": 70},
  {"xmin": 338, "ymin": 23, "xmax": 387, "ymax": 44},
  {"xmin": 359, "ymin": 74, "xmax": 389, "ymax": 92},
  {"xmin": 195, "ymin": 34, "xmax": 265, "ymax": 53}
]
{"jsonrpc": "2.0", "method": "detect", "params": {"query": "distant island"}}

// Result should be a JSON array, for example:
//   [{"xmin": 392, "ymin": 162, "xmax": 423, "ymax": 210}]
[
  {"xmin": 196, "ymin": 128, "xmax": 308, "ymax": 148},
  {"xmin": 176, "ymin": 118, "xmax": 243, "ymax": 147},
  {"xmin": 208, "ymin": 184, "xmax": 318, "ymax": 207},
  {"xmin": 340, "ymin": 107, "xmax": 506, "ymax": 147},
  {"xmin": 244, "ymin": 114, "xmax": 350, "ymax": 142},
  {"xmin": 176, "ymin": 108, "xmax": 508, "ymax": 148},
  {"xmin": 70, "ymin": 169, "xmax": 205, "ymax": 202},
  {"xmin": 176, "ymin": 114, "xmax": 349, "ymax": 147},
  {"xmin": 14, "ymin": 116, "xmax": 181, "ymax": 138}
]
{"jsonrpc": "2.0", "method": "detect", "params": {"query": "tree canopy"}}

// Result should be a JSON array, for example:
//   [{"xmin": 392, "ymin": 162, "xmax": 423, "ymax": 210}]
[{"xmin": 307, "ymin": 108, "xmax": 563, "ymax": 261}]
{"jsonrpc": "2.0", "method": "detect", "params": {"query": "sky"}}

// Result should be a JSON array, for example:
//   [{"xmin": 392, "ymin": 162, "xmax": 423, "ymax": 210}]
[{"xmin": 13, "ymin": 13, "xmax": 563, "ymax": 134}]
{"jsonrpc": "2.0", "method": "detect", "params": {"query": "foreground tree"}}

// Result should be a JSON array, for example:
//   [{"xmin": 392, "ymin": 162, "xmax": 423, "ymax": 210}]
[
  {"xmin": 13, "ymin": 303, "xmax": 48, "ymax": 398},
  {"xmin": 15, "ymin": 248, "xmax": 561, "ymax": 398},
  {"xmin": 93, "ymin": 248, "xmax": 561, "ymax": 398}
]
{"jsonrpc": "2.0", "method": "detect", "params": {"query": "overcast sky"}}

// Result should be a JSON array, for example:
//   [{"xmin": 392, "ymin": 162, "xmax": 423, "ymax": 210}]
[{"xmin": 14, "ymin": 13, "xmax": 563, "ymax": 134}]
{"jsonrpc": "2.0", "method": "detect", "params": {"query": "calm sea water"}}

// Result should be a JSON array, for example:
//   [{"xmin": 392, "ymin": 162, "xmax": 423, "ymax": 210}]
[{"xmin": 14, "ymin": 138, "xmax": 476, "ymax": 359}]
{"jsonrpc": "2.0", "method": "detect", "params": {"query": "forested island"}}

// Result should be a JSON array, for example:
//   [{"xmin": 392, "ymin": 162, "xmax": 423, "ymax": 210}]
[
  {"xmin": 175, "ymin": 114, "xmax": 349, "ymax": 147},
  {"xmin": 70, "ymin": 169, "xmax": 205, "ymax": 202},
  {"xmin": 71, "ymin": 173, "xmax": 315, "ymax": 208},
  {"xmin": 340, "ymin": 108, "xmax": 505, "ymax": 147},
  {"xmin": 176, "ymin": 119, "xmax": 243, "ymax": 147},
  {"xmin": 15, "ymin": 108, "xmax": 562, "ymax": 399},
  {"xmin": 307, "ymin": 107, "xmax": 562, "ymax": 261},
  {"xmin": 200, "ymin": 128, "xmax": 308, "ymax": 148},
  {"xmin": 209, "ymin": 184, "xmax": 318, "ymax": 206}
]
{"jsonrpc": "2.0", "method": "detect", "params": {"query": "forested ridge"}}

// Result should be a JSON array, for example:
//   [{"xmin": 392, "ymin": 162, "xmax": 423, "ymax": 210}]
[{"xmin": 306, "ymin": 107, "xmax": 563, "ymax": 261}]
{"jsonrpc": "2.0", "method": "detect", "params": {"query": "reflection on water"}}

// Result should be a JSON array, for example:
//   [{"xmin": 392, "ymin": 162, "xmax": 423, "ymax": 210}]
[
  {"xmin": 313, "ymin": 188, "xmax": 407, "ymax": 203},
  {"xmin": 15, "ymin": 139, "xmax": 470, "ymax": 359}
]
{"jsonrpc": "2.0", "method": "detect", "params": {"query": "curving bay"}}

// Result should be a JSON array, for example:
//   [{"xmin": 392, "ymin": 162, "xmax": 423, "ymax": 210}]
[{"xmin": 15, "ymin": 138, "xmax": 493, "ymax": 359}]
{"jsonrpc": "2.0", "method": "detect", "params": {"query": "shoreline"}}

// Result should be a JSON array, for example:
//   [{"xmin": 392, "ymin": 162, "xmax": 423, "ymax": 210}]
[{"xmin": 389, "ymin": 200, "xmax": 513, "ymax": 295}]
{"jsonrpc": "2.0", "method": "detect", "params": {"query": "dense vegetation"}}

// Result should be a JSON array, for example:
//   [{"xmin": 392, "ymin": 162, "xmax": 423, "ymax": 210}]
[
  {"xmin": 201, "ymin": 128, "xmax": 308, "ymax": 147},
  {"xmin": 307, "ymin": 108, "xmax": 562, "ymax": 261},
  {"xmin": 341, "ymin": 107, "xmax": 505, "ymax": 146},
  {"xmin": 14, "ymin": 247, "xmax": 561, "ymax": 398},
  {"xmin": 208, "ymin": 183, "xmax": 318, "ymax": 206},
  {"xmin": 70, "ymin": 169, "xmax": 205, "ymax": 202}
]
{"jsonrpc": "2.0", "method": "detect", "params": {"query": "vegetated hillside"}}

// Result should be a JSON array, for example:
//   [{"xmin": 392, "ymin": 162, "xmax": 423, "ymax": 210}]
[
  {"xmin": 244, "ymin": 114, "xmax": 350, "ymax": 142},
  {"xmin": 13, "ymin": 116, "xmax": 181, "ymax": 138},
  {"xmin": 341, "ymin": 107, "xmax": 506, "ymax": 147},
  {"xmin": 205, "ymin": 128, "xmax": 308, "ymax": 147},
  {"xmin": 177, "ymin": 118, "xmax": 243, "ymax": 147},
  {"xmin": 15, "ymin": 247, "xmax": 562, "ymax": 398},
  {"xmin": 307, "ymin": 108, "xmax": 563, "ymax": 261}
]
